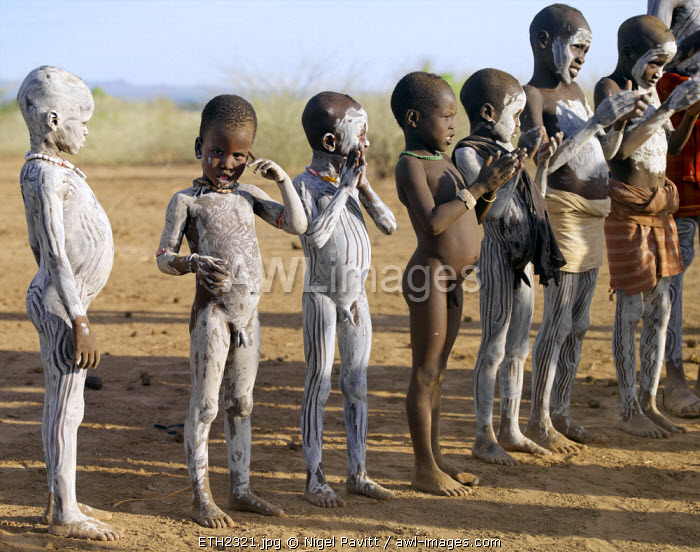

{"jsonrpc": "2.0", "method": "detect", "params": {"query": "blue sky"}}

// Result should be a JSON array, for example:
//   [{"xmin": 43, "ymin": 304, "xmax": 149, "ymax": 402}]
[{"xmin": 1, "ymin": 0, "xmax": 649, "ymax": 93}]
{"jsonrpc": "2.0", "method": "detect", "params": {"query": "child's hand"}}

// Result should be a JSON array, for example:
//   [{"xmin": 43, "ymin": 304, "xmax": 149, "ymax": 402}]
[
  {"xmin": 72, "ymin": 315, "xmax": 100, "ymax": 369},
  {"xmin": 537, "ymin": 132, "xmax": 563, "ymax": 167},
  {"xmin": 616, "ymin": 81, "xmax": 650, "ymax": 122},
  {"xmin": 477, "ymin": 148, "xmax": 528, "ymax": 194},
  {"xmin": 340, "ymin": 147, "xmax": 366, "ymax": 189},
  {"xmin": 189, "ymin": 253, "xmax": 231, "ymax": 293},
  {"xmin": 520, "ymin": 126, "xmax": 546, "ymax": 158},
  {"xmin": 665, "ymin": 77, "xmax": 700, "ymax": 113},
  {"xmin": 247, "ymin": 152, "xmax": 289, "ymax": 184},
  {"xmin": 594, "ymin": 85, "xmax": 649, "ymax": 127}
]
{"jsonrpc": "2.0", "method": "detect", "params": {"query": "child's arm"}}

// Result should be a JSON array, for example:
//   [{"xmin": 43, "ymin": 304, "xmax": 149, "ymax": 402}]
[
  {"xmin": 34, "ymin": 173, "xmax": 98, "ymax": 369},
  {"xmin": 594, "ymin": 80, "xmax": 650, "ymax": 160},
  {"xmin": 534, "ymin": 132, "xmax": 564, "ymax": 196},
  {"xmin": 357, "ymin": 173, "xmax": 397, "ymax": 235},
  {"xmin": 246, "ymin": 156, "xmax": 308, "ymax": 235},
  {"xmin": 668, "ymin": 98, "xmax": 700, "ymax": 155},
  {"xmin": 156, "ymin": 193, "xmax": 231, "ymax": 292}
]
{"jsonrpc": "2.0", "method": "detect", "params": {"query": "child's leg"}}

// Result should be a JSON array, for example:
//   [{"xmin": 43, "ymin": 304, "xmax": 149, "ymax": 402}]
[
  {"xmin": 404, "ymin": 263, "xmax": 470, "ymax": 496},
  {"xmin": 638, "ymin": 278, "xmax": 685, "ymax": 434},
  {"xmin": 186, "ymin": 306, "xmax": 234, "ymax": 528},
  {"xmin": 550, "ymin": 268, "xmax": 598, "ymax": 443},
  {"xmin": 224, "ymin": 314, "xmax": 283, "ymax": 516},
  {"xmin": 613, "ymin": 289, "xmax": 668, "ymax": 438},
  {"xmin": 300, "ymin": 291, "xmax": 341, "ymax": 507},
  {"xmin": 497, "ymin": 264, "xmax": 550, "ymax": 459},
  {"xmin": 337, "ymin": 295, "xmax": 394, "ymax": 501},
  {"xmin": 36, "ymin": 311, "xmax": 122, "ymax": 540},
  {"xmin": 663, "ymin": 218, "xmax": 700, "ymax": 417},
  {"xmin": 472, "ymin": 241, "xmax": 515, "ymax": 465},
  {"xmin": 526, "ymin": 272, "xmax": 584, "ymax": 452}
]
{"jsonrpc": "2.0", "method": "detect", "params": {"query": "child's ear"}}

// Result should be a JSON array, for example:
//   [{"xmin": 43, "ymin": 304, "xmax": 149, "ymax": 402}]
[
  {"xmin": 321, "ymin": 132, "xmax": 337, "ymax": 153},
  {"xmin": 406, "ymin": 109, "xmax": 419, "ymax": 128},
  {"xmin": 46, "ymin": 110, "xmax": 59, "ymax": 131},
  {"xmin": 480, "ymin": 103, "xmax": 496, "ymax": 122},
  {"xmin": 536, "ymin": 30, "xmax": 550, "ymax": 50},
  {"xmin": 194, "ymin": 137, "xmax": 202, "ymax": 160}
]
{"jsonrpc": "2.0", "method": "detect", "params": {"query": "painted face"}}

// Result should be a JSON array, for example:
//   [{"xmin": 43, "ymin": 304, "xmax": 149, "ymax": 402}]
[
  {"xmin": 631, "ymin": 41, "xmax": 677, "ymax": 91},
  {"xmin": 552, "ymin": 27, "xmax": 592, "ymax": 84},
  {"xmin": 55, "ymin": 100, "xmax": 93, "ymax": 155},
  {"xmin": 336, "ymin": 106, "xmax": 369, "ymax": 155},
  {"xmin": 492, "ymin": 91, "xmax": 526, "ymax": 143},
  {"xmin": 197, "ymin": 123, "xmax": 254, "ymax": 187},
  {"xmin": 414, "ymin": 87, "xmax": 457, "ymax": 153}
]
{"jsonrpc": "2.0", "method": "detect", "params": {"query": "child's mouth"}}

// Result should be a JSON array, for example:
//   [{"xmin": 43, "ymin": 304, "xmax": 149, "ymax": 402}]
[{"xmin": 569, "ymin": 67, "xmax": 579, "ymax": 78}]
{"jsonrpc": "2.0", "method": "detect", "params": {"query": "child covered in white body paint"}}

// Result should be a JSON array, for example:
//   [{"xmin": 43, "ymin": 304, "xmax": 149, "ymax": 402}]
[
  {"xmin": 596, "ymin": 15, "xmax": 700, "ymax": 438},
  {"xmin": 520, "ymin": 4, "xmax": 649, "ymax": 452},
  {"xmin": 293, "ymin": 91, "xmax": 396, "ymax": 507},
  {"xmin": 453, "ymin": 68, "xmax": 565, "ymax": 466},
  {"xmin": 156, "ymin": 95, "xmax": 307, "ymax": 527},
  {"xmin": 17, "ymin": 66, "xmax": 122, "ymax": 541}
]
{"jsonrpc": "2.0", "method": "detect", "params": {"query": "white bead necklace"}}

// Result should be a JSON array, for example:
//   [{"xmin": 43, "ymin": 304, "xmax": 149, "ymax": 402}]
[{"xmin": 24, "ymin": 151, "xmax": 86, "ymax": 179}]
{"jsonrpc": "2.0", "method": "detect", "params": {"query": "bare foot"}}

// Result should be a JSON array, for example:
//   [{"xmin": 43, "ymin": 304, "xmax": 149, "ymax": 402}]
[
  {"xmin": 49, "ymin": 517, "xmax": 123, "ymax": 541},
  {"xmin": 305, "ymin": 482, "xmax": 346, "ymax": 507},
  {"xmin": 525, "ymin": 420, "xmax": 586, "ymax": 453},
  {"xmin": 620, "ymin": 411, "xmax": 670, "ymax": 438},
  {"xmin": 434, "ymin": 456, "xmax": 479, "ymax": 486},
  {"xmin": 662, "ymin": 386, "xmax": 700, "ymax": 419},
  {"xmin": 643, "ymin": 404, "xmax": 685, "ymax": 434},
  {"xmin": 411, "ymin": 465, "xmax": 472, "ymax": 496},
  {"xmin": 191, "ymin": 500, "xmax": 234, "ymax": 528},
  {"xmin": 472, "ymin": 436, "xmax": 518, "ymax": 466},
  {"xmin": 229, "ymin": 491, "xmax": 283, "ymax": 517},
  {"xmin": 42, "ymin": 494, "xmax": 113, "ymax": 524},
  {"xmin": 551, "ymin": 413, "xmax": 590, "ymax": 444},
  {"xmin": 346, "ymin": 473, "xmax": 395, "ymax": 500},
  {"xmin": 498, "ymin": 429, "xmax": 551, "ymax": 457}
]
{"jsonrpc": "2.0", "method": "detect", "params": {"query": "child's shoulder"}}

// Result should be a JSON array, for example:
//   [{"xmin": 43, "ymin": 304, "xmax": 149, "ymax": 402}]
[
  {"xmin": 237, "ymin": 182, "xmax": 273, "ymax": 202},
  {"xmin": 394, "ymin": 154, "xmax": 426, "ymax": 181},
  {"xmin": 594, "ymin": 76, "xmax": 621, "ymax": 97}
]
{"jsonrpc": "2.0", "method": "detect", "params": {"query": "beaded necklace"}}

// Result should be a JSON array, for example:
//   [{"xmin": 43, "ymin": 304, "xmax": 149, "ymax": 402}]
[
  {"xmin": 306, "ymin": 167, "xmax": 338, "ymax": 182},
  {"xmin": 24, "ymin": 151, "xmax": 86, "ymax": 179},
  {"xmin": 399, "ymin": 150, "xmax": 443, "ymax": 161},
  {"xmin": 193, "ymin": 177, "xmax": 239, "ymax": 194}
]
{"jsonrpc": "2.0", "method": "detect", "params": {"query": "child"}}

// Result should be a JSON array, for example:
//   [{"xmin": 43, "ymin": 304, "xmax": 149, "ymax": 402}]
[
  {"xmin": 649, "ymin": 0, "xmax": 700, "ymax": 417},
  {"xmin": 391, "ymin": 71, "xmax": 525, "ymax": 495},
  {"xmin": 453, "ymin": 68, "xmax": 565, "ymax": 466},
  {"xmin": 521, "ymin": 4, "xmax": 648, "ymax": 451},
  {"xmin": 294, "ymin": 91, "xmax": 396, "ymax": 508},
  {"xmin": 156, "ymin": 95, "xmax": 307, "ymax": 527},
  {"xmin": 596, "ymin": 15, "xmax": 700, "ymax": 438},
  {"xmin": 17, "ymin": 66, "xmax": 122, "ymax": 541}
]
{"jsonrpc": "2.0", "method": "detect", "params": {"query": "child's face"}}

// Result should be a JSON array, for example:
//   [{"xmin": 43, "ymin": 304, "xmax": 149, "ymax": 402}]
[
  {"xmin": 492, "ymin": 90, "xmax": 526, "ymax": 143},
  {"xmin": 551, "ymin": 23, "xmax": 592, "ymax": 84},
  {"xmin": 197, "ymin": 123, "xmax": 254, "ymax": 187},
  {"xmin": 336, "ymin": 106, "xmax": 369, "ymax": 156},
  {"xmin": 55, "ymin": 100, "xmax": 94, "ymax": 155},
  {"xmin": 415, "ymin": 88, "xmax": 456, "ymax": 152},
  {"xmin": 630, "ymin": 41, "xmax": 677, "ymax": 90}
]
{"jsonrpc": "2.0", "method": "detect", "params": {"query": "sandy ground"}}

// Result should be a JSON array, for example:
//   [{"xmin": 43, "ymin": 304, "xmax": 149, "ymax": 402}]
[{"xmin": 0, "ymin": 159, "xmax": 698, "ymax": 552}]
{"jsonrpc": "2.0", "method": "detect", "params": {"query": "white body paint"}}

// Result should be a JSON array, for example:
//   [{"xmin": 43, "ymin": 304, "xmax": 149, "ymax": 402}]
[
  {"xmin": 555, "ymin": 99, "xmax": 609, "ymax": 180},
  {"xmin": 626, "ymin": 91, "xmax": 672, "ymax": 176},
  {"xmin": 649, "ymin": 0, "xmax": 700, "ymax": 75},
  {"xmin": 336, "ymin": 107, "xmax": 369, "ymax": 154},
  {"xmin": 493, "ymin": 92, "xmax": 526, "ymax": 143},
  {"xmin": 552, "ymin": 29, "xmax": 592, "ymax": 84},
  {"xmin": 631, "ymin": 41, "xmax": 678, "ymax": 91}
]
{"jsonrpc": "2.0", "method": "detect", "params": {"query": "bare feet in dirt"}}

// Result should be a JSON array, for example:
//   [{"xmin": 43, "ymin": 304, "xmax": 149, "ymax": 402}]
[
  {"xmin": 305, "ymin": 482, "xmax": 346, "ymax": 508},
  {"xmin": 498, "ymin": 428, "xmax": 551, "ymax": 457},
  {"xmin": 42, "ymin": 493, "xmax": 113, "ymax": 525},
  {"xmin": 229, "ymin": 490, "xmax": 283, "ymax": 516},
  {"xmin": 643, "ymin": 404, "xmax": 685, "ymax": 434},
  {"xmin": 434, "ymin": 455, "xmax": 480, "ymax": 486},
  {"xmin": 49, "ymin": 517, "xmax": 124, "ymax": 541},
  {"xmin": 346, "ymin": 473, "xmax": 395, "ymax": 500},
  {"xmin": 472, "ymin": 435, "xmax": 518, "ymax": 466},
  {"xmin": 526, "ymin": 420, "xmax": 586, "ymax": 453},
  {"xmin": 662, "ymin": 385, "xmax": 700, "ymax": 419},
  {"xmin": 620, "ymin": 411, "xmax": 670, "ymax": 438},
  {"xmin": 191, "ymin": 499, "xmax": 234, "ymax": 528},
  {"xmin": 411, "ymin": 465, "xmax": 472, "ymax": 496},
  {"xmin": 551, "ymin": 413, "xmax": 590, "ymax": 443}
]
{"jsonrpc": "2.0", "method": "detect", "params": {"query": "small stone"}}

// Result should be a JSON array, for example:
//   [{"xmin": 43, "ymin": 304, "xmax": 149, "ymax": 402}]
[
  {"xmin": 25, "ymin": 381, "xmax": 33, "ymax": 386},
  {"xmin": 291, "ymin": 241, "xmax": 302, "ymax": 250},
  {"xmin": 276, "ymin": 356, "xmax": 284, "ymax": 363},
  {"xmin": 124, "ymin": 311, "xmax": 132, "ymax": 318},
  {"xmin": 173, "ymin": 429, "xmax": 184, "ymax": 443},
  {"xmin": 130, "ymin": 330, "xmax": 138, "ymax": 337},
  {"xmin": 687, "ymin": 339, "xmax": 697, "ymax": 348},
  {"xmin": 689, "ymin": 353, "xmax": 700, "ymax": 364},
  {"xmin": 585, "ymin": 375, "xmax": 595, "ymax": 383},
  {"xmin": 605, "ymin": 378, "xmax": 618, "ymax": 387},
  {"xmin": 463, "ymin": 315, "xmax": 473, "ymax": 323},
  {"xmin": 85, "ymin": 375, "xmax": 103, "ymax": 390},
  {"xmin": 173, "ymin": 297, "xmax": 180, "ymax": 303},
  {"xmin": 31, "ymin": 366, "xmax": 43, "ymax": 374},
  {"xmin": 140, "ymin": 372, "xmax": 151, "ymax": 386},
  {"xmin": 287, "ymin": 439, "xmax": 299, "ymax": 451},
  {"xmin": 588, "ymin": 399, "xmax": 600, "ymax": 408}
]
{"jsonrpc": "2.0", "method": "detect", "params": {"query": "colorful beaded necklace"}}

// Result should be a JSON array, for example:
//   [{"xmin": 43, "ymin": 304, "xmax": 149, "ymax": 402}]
[
  {"xmin": 399, "ymin": 150, "xmax": 443, "ymax": 161},
  {"xmin": 24, "ymin": 151, "xmax": 86, "ymax": 179},
  {"xmin": 306, "ymin": 167, "xmax": 338, "ymax": 182}
]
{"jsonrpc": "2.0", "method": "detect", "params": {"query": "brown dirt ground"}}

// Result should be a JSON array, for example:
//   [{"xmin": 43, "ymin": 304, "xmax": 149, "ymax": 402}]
[{"xmin": 0, "ymin": 160, "xmax": 698, "ymax": 552}]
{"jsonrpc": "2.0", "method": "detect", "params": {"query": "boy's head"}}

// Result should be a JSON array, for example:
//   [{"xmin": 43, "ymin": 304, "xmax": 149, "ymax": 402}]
[
  {"xmin": 460, "ymin": 69, "xmax": 525, "ymax": 143},
  {"xmin": 195, "ymin": 94, "xmax": 257, "ymax": 187},
  {"xmin": 617, "ymin": 15, "xmax": 676, "ymax": 90},
  {"xmin": 390, "ymin": 71, "xmax": 456, "ymax": 151},
  {"xmin": 302, "ymin": 92, "xmax": 368, "ymax": 156},
  {"xmin": 17, "ymin": 66, "xmax": 94, "ymax": 155},
  {"xmin": 530, "ymin": 4, "xmax": 592, "ymax": 84}
]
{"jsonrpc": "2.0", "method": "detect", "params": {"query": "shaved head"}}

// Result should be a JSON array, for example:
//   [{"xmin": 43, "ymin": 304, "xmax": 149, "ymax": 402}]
[
  {"xmin": 529, "ymin": 3, "xmax": 589, "ymax": 47},
  {"xmin": 618, "ymin": 14, "xmax": 675, "ymax": 56},
  {"xmin": 460, "ymin": 68, "xmax": 523, "ymax": 127},
  {"xmin": 302, "ymin": 91, "xmax": 362, "ymax": 151}
]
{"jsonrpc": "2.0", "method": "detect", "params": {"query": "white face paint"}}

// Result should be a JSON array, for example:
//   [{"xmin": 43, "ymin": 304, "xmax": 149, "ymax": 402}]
[
  {"xmin": 493, "ymin": 91, "xmax": 526, "ymax": 143},
  {"xmin": 552, "ymin": 28, "xmax": 592, "ymax": 84},
  {"xmin": 631, "ymin": 41, "xmax": 677, "ymax": 91},
  {"xmin": 555, "ymin": 99, "xmax": 608, "ymax": 181},
  {"xmin": 336, "ymin": 107, "xmax": 369, "ymax": 155}
]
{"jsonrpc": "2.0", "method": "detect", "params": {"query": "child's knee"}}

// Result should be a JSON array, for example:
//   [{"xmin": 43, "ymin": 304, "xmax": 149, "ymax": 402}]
[
  {"xmin": 224, "ymin": 395, "xmax": 254, "ymax": 418},
  {"xmin": 618, "ymin": 293, "xmax": 644, "ymax": 325},
  {"xmin": 195, "ymin": 397, "xmax": 219, "ymax": 424},
  {"xmin": 340, "ymin": 372, "xmax": 367, "ymax": 402}
]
